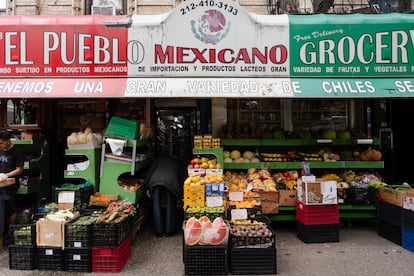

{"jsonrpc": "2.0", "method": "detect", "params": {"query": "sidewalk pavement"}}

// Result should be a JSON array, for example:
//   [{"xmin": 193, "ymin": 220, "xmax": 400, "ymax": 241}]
[{"xmin": 0, "ymin": 219, "xmax": 413, "ymax": 276}]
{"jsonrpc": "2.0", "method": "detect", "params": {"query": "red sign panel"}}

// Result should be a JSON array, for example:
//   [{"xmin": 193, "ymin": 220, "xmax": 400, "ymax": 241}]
[{"xmin": 0, "ymin": 15, "xmax": 129, "ymax": 77}]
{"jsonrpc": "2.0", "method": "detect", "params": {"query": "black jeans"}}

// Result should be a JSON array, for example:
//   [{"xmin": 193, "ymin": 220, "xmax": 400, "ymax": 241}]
[{"xmin": 152, "ymin": 186, "xmax": 177, "ymax": 236}]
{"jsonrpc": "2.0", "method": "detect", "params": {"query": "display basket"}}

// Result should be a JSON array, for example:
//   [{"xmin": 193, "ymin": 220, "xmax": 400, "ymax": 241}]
[
  {"xmin": 378, "ymin": 219, "xmax": 402, "ymax": 246},
  {"xmin": 402, "ymin": 208, "xmax": 414, "ymax": 231},
  {"xmin": 52, "ymin": 181, "xmax": 94, "ymax": 209},
  {"xmin": 36, "ymin": 246, "xmax": 64, "ymax": 271},
  {"xmin": 65, "ymin": 215, "xmax": 96, "ymax": 248},
  {"xmin": 10, "ymin": 223, "xmax": 36, "ymax": 246},
  {"xmin": 296, "ymin": 221, "xmax": 340, "ymax": 243},
  {"xmin": 92, "ymin": 236, "xmax": 131, "ymax": 273},
  {"xmin": 296, "ymin": 200, "xmax": 339, "ymax": 225},
  {"xmin": 92, "ymin": 215, "xmax": 131, "ymax": 247},
  {"xmin": 377, "ymin": 200, "xmax": 402, "ymax": 227},
  {"xmin": 183, "ymin": 219, "xmax": 230, "ymax": 246},
  {"xmin": 183, "ymin": 242, "xmax": 229, "ymax": 275},
  {"xmin": 105, "ymin": 116, "xmax": 140, "ymax": 140},
  {"xmin": 65, "ymin": 248, "xmax": 92, "ymax": 272},
  {"xmin": 230, "ymin": 222, "xmax": 275, "ymax": 249},
  {"xmin": 230, "ymin": 247, "xmax": 277, "ymax": 275},
  {"xmin": 402, "ymin": 228, "xmax": 414, "ymax": 253},
  {"xmin": 9, "ymin": 245, "xmax": 36, "ymax": 270}
]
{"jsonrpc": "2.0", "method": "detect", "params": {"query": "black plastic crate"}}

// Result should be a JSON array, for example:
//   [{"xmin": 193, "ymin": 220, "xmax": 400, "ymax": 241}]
[
  {"xmin": 92, "ymin": 216, "xmax": 131, "ymax": 247},
  {"xmin": 52, "ymin": 183, "xmax": 94, "ymax": 208},
  {"xmin": 183, "ymin": 243, "xmax": 229, "ymax": 275},
  {"xmin": 10, "ymin": 223, "xmax": 36, "ymax": 246},
  {"xmin": 65, "ymin": 215, "xmax": 96, "ymax": 249},
  {"xmin": 402, "ymin": 208, "xmax": 414, "ymax": 232},
  {"xmin": 349, "ymin": 186, "xmax": 370, "ymax": 205},
  {"xmin": 367, "ymin": 186, "xmax": 379, "ymax": 206},
  {"xmin": 230, "ymin": 223, "xmax": 275, "ymax": 249},
  {"xmin": 65, "ymin": 248, "xmax": 92, "ymax": 272},
  {"xmin": 378, "ymin": 219, "xmax": 402, "ymax": 246},
  {"xmin": 9, "ymin": 245, "xmax": 36, "ymax": 270},
  {"xmin": 377, "ymin": 201, "xmax": 402, "ymax": 227},
  {"xmin": 36, "ymin": 246, "xmax": 64, "ymax": 271},
  {"xmin": 296, "ymin": 221, "xmax": 340, "ymax": 243},
  {"xmin": 230, "ymin": 247, "xmax": 277, "ymax": 275},
  {"xmin": 227, "ymin": 205, "xmax": 262, "ymax": 220}
]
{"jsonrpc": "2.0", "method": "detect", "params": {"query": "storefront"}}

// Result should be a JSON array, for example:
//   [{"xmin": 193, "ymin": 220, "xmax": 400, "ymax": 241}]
[{"xmin": 1, "ymin": 0, "xmax": 414, "ymax": 196}]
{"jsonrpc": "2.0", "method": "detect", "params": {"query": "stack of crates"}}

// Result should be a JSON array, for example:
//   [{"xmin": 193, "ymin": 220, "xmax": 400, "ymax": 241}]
[
  {"xmin": 8, "ymin": 223, "xmax": 37, "ymax": 270},
  {"xmin": 64, "ymin": 215, "xmax": 97, "ymax": 272},
  {"xmin": 296, "ymin": 200, "xmax": 340, "ymax": 243},
  {"xmin": 229, "ymin": 216, "xmax": 277, "ymax": 275},
  {"xmin": 91, "ymin": 216, "xmax": 132, "ymax": 272},
  {"xmin": 402, "ymin": 190, "xmax": 414, "ymax": 252},
  {"xmin": 377, "ymin": 200, "xmax": 402, "ymax": 245}
]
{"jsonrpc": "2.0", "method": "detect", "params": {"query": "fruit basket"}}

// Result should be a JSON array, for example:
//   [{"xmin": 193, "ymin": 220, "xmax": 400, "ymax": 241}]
[
  {"xmin": 183, "ymin": 216, "xmax": 229, "ymax": 246},
  {"xmin": 229, "ymin": 217, "xmax": 275, "ymax": 248},
  {"xmin": 10, "ymin": 223, "xmax": 36, "ymax": 246}
]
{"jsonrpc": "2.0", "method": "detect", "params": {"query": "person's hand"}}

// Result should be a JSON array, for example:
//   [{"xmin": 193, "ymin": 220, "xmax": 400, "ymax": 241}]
[{"xmin": 0, "ymin": 173, "xmax": 8, "ymax": 181}]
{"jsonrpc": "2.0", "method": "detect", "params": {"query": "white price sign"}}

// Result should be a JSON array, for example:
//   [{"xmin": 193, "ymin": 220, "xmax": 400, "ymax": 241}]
[
  {"xmin": 231, "ymin": 208, "xmax": 248, "ymax": 220},
  {"xmin": 206, "ymin": 196, "xmax": 223, "ymax": 207}
]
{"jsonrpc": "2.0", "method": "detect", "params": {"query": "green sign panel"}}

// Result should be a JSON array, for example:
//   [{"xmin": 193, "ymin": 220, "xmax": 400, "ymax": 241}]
[
  {"xmin": 289, "ymin": 14, "xmax": 414, "ymax": 77},
  {"xmin": 290, "ymin": 78, "xmax": 414, "ymax": 97}
]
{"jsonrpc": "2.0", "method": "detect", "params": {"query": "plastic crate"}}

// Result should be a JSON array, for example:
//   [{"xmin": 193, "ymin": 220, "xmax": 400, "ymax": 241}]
[
  {"xmin": 402, "ymin": 208, "xmax": 414, "ymax": 232},
  {"xmin": 377, "ymin": 200, "xmax": 402, "ymax": 227},
  {"xmin": 336, "ymin": 188, "xmax": 350, "ymax": 205},
  {"xmin": 230, "ymin": 247, "xmax": 277, "ymax": 275},
  {"xmin": 65, "ymin": 215, "xmax": 96, "ymax": 249},
  {"xmin": 92, "ymin": 236, "xmax": 131, "ymax": 273},
  {"xmin": 296, "ymin": 221, "xmax": 340, "ymax": 243},
  {"xmin": 296, "ymin": 201, "xmax": 339, "ymax": 225},
  {"xmin": 10, "ymin": 223, "xmax": 36, "ymax": 246},
  {"xmin": 105, "ymin": 116, "xmax": 140, "ymax": 140},
  {"xmin": 52, "ymin": 182, "xmax": 94, "ymax": 208},
  {"xmin": 349, "ymin": 186, "xmax": 370, "ymax": 205},
  {"xmin": 183, "ymin": 243, "xmax": 229, "ymax": 275},
  {"xmin": 36, "ymin": 246, "xmax": 64, "ymax": 271},
  {"xmin": 402, "ymin": 228, "xmax": 414, "ymax": 253},
  {"xmin": 9, "ymin": 245, "xmax": 36, "ymax": 270},
  {"xmin": 377, "ymin": 219, "xmax": 402, "ymax": 246},
  {"xmin": 92, "ymin": 216, "xmax": 131, "ymax": 247},
  {"xmin": 229, "ymin": 223, "xmax": 275, "ymax": 249},
  {"xmin": 65, "ymin": 248, "xmax": 92, "ymax": 272}
]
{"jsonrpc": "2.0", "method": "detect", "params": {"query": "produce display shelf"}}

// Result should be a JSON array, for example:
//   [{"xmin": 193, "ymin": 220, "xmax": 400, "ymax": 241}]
[
  {"xmin": 224, "ymin": 161, "xmax": 384, "ymax": 170},
  {"xmin": 220, "ymin": 138, "xmax": 380, "ymax": 147},
  {"xmin": 267, "ymin": 205, "xmax": 377, "ymax": 221}
]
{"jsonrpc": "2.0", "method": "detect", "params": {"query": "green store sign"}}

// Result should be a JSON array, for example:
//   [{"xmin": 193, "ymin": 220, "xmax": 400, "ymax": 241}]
[{"xmin": 289, "ymin": 14, "xmax": 414, "ymax": 77}]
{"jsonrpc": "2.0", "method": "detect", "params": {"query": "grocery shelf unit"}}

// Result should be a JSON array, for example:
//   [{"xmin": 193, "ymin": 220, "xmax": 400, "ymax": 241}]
[
  {"xmin": 99, "ymin": 137, "xmax": 151, "ymax": 203},
  {"xmin": 221, "ymin": 138, "xmax": 383, "ymax": 221},
  {"xmin": 13, "ymin": 135, "xmax": 50, "ymax": 199},
  {"xmin": 64, "ymin": 146, "xmax": 102, "ymax": 193}
]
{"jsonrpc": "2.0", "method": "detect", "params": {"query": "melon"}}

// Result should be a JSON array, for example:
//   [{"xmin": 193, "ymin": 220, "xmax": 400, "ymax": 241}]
[
  {"xmin": 230, "ymin": 150, "xmax": 241, "ymax": 160},
  {"xmin": 209, "ymin": 217, "xmax": 228, "ymax": 245},
  {"xmin": 184, "ymin": 217, "xmax": 203, "ymax": 246}
]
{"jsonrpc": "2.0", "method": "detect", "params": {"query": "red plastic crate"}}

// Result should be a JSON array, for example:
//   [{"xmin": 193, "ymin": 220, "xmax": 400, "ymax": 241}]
[
  {"xmin": 92, "ymin": 236, "xmax": 131, "ymax": 273},
  {"xmin": 296, "ymin": 200, "xmax": 339, "ymax": 225}
]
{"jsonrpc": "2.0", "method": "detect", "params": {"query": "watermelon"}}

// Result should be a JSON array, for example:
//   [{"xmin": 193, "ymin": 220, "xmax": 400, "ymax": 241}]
[
  {"xmin": 209, "ymin": 217, "xmax": 228, "ymax": 245},
  {"xmin": 184, "ymin": 217, "xmax": 203, "ymax": 246}
]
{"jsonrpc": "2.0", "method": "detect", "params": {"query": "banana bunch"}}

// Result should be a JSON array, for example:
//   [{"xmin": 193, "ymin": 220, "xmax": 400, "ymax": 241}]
[{"xmin": 285, "ymin": 180, "xmax": 297, "ymax": 190}]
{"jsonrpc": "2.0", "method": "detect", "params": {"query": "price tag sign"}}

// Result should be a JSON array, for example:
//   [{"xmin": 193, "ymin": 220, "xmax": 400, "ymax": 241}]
[
  {"xmin": 231, "ymin": 208, "xmax": 248, "ymax": 220},
  {"xmin": 206, "ymin": 196, "xmax": 223, "ymax": 207},
  {"xmin": 229, "ymin": 191, "xmax": 243, "ymax": 201},
  {"xmin": 45, "ymin": 249, "xmax": 54, "ymax": 255},
  {"xmin": 73, "ymin": 254, "xmax": 81, "ymax": 261},
  {"xmin": 58, "ymin": 191, "xmax": 75, "ymax": 203}
]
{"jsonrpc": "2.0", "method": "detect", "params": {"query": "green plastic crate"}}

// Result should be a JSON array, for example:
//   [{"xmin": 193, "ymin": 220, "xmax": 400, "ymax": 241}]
[{"xmin": 105, "ymin": 117, "xmax": 140, "ymax": 140}]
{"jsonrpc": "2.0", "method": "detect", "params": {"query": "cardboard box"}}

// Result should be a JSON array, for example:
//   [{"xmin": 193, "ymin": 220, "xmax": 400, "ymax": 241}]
[
  {"xmin": 297, "ymin": 178, "xmax": 337, "ymax": 205},
  {"xmin": 378, "ymin": 186, "xmax": 406, "ymax": 207},
  {"xmin": 403, "ymin": 189, "xmax": 414, "ymax": 211},
  {"xmin": 36, "ymin": 219, "xmax": 65, "ymax": 247},
  {"xmin": 279, "ymin": 190, "xmax": 297, "ymax": 206},
  {"xmin": 258, "ymin": 191, "xmax": 279, "ymax": 214}
]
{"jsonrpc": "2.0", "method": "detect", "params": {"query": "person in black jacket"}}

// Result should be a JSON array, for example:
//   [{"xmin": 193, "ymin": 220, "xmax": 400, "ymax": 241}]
[{"xmin": 145, "ymin": 156, "xmax": 187, "ymax": 237}]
